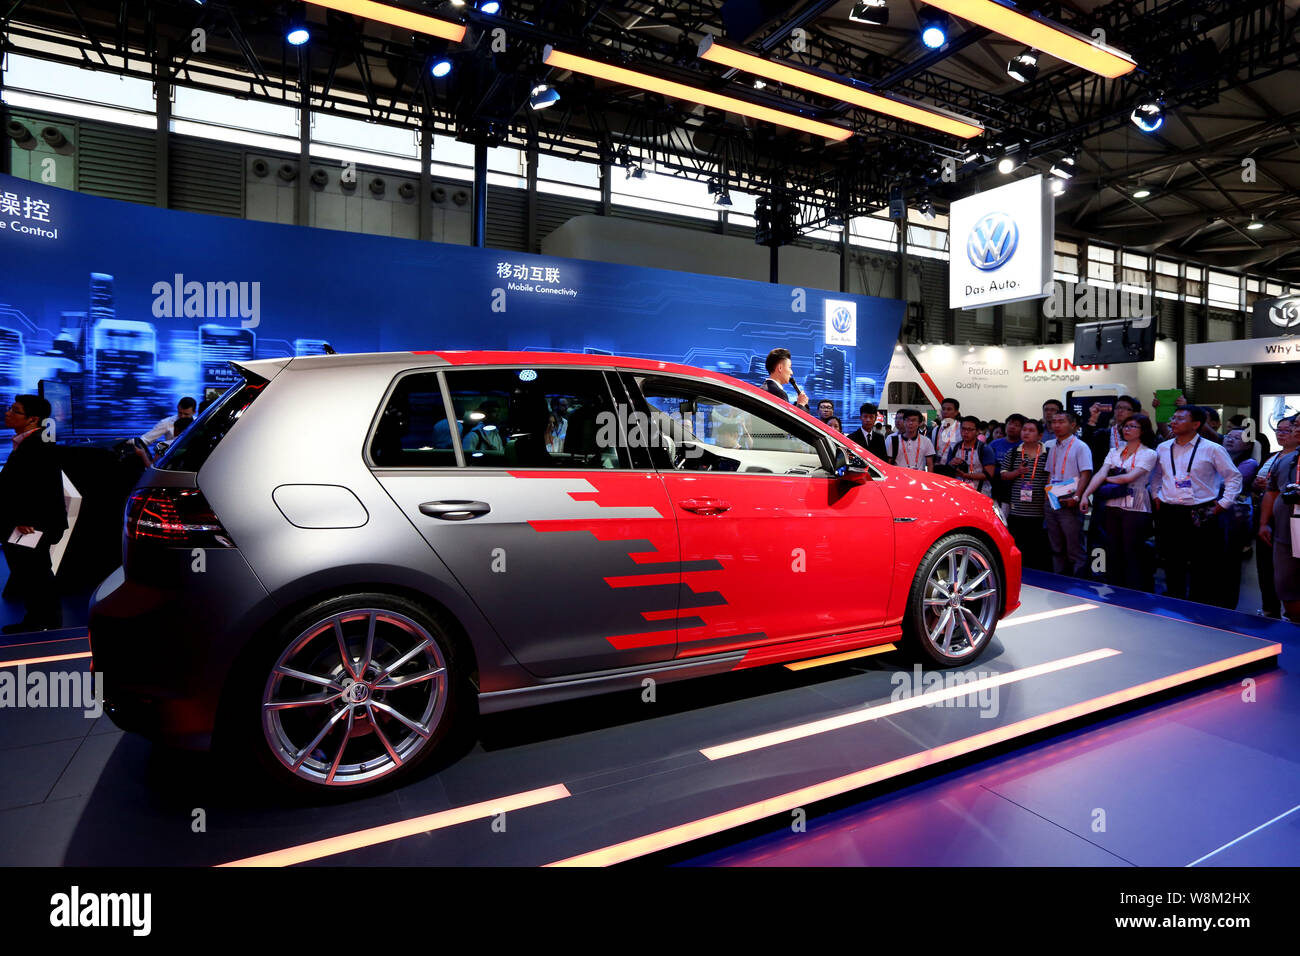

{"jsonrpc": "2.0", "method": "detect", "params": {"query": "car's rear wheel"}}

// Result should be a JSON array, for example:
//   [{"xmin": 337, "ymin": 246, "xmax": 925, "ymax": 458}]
[
  {"xmin": 240, "ymin": 593, "xmax": 463, "ymax": 796},
  {"xmin": 904, "ymin": 534, "xmax": 1001, "ymax": 666}
]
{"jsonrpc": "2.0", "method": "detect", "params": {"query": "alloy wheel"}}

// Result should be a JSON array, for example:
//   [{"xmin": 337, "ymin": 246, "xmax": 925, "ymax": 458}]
[
  {"xmin": 261, "ymin": 609, "xmax": 449, "ymax": 787},
  {"xmin": 920, "ymin": 545, "xmax": 999, "ymax": 660}
]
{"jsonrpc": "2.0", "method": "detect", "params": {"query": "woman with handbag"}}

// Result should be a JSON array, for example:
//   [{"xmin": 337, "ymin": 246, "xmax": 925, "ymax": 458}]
[{"xmin": 1081, "ymin": 413, "xmax": 1159, "ymax": 591}]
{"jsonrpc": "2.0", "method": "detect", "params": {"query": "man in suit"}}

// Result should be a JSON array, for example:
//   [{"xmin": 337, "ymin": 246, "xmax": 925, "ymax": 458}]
[
  {"xmin": 762, "ymin": 348, "xmax": 810, "ymax": 409},
  {"xmin": 846, "ymin": 402, "xmax": 888, "ymax": 460},
  {"xmin": 1, "ymin": 394, "xmax": 68, "ymax": 633}
]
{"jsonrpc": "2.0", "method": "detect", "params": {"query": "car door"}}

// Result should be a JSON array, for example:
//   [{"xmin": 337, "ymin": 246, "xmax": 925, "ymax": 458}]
[
  {"xmin": 624, "ymin": 371, "xmax": 896, "ymax": 660},
  {"xmin": 370, "ymin": 365, "xmax": 681, "ymax": 677}
]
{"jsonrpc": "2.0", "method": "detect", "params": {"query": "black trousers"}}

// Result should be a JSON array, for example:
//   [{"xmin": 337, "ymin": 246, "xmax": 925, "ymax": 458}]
[
  {"xmin": 1155, "ymin": 504, "xmax": 1229, "ymax": 607},
  {"xmin": 1008, "ymin": 513, "xmax": 1050, "ymax": 572},
  {"xmin": 2, "ymin": 530, "xmax": 63, "ymax": 627},
  {"xmin": 1102, "ymin": 507, "xmax": 1153, "ymax": 592},
  {"xmin": 1256, "ymin": 534, "xmax": 1279, "ymax": 616}
]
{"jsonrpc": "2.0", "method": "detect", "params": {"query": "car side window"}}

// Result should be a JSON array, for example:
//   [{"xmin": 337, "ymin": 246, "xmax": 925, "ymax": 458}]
[
  {"xmin": 634, "ymin": 376, "xmax": 827, "ymax": 476},
  {"xmin": 370, "ymin": 371, "xmax": 460, "ymax": 468},
  {"xmin": 444, "ymin": 367, "xmax": 631, "ymax": 470}
]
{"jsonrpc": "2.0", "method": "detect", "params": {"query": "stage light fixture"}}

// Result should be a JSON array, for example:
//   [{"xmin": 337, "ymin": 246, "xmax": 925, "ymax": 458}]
[
  {"xmin": 1132, "ymin": 186, "xmax": 1152, "ymax": 199},
  {"xmin": 305, "ymin": 2, "xmax": 466, "ymax": 44},
  {"xmin": 1006, "ymin": 49, "xmax": 1038, "ymax": 83},
  {"xmin": 544, "ymin": 46, "xmax": 854, "ymax": 142},
  {"xmin": 996, "ymin": 147, "xmax": 1022, "ymax": 174},
  {"xmin": 848, "ymin": 1, "xmax": 889, "ymax": 27},
  {"xmin": 696, "ymin": 36, "xmax": 983, "ymax": 139},
  {"xmin": 286, "ymin": 19, "xmax": 311, "ymax": 45},
  {"xmin": 716, "ymin": 190, "xmax": 733, "ymax": 207},
  {"xmin": 1247, "ymin": 217, "xmax": 1264, "ymax": 231},
  {"xmin": 920, "ymin": 0, "xmax": 1136, "ymax": 78},
  {"xmin": 918, "ymin": 198, "xmax": 936, "ymax": 220},
  {"xmin": 529, "ymin": 83, "xmax": 559, "ymax": 109},
  {"xmin": 1049, "ymin": 177, "xmax": 1066, "ymax": 196},
  {"xmin": 918, "ymin": 6, "xmax": 949, "ymax": 49},
  {"xmin": 1049, "ymin": 151, "xmax": 1076, "ymax": 180},
  {"xmin": 431, "ymin": 57, "xmax": 453, "ymax": 77},
  {"xmin": 479, "ymin": 1, "xmax": 501, "ymax": 14},
  {"xmin": 1131, "ymin": 96, "xmax": 1166, "ymax": 133}
]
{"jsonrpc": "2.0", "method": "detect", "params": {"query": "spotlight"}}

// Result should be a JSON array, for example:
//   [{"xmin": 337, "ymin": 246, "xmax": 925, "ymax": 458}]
[
  {"xmin": 918, "ymin": 6, "xmax": 949, "ymax": 49},
  {"xmin": 1049, "ymin": 151, "xmax": 1076, "ymax": 180},
  {"xmin": 479, "ymin": 1, "xmax": 501, "ymax": 13},
  {"xmin": 285, "ymin": 5, "xmax": 310, "ymax": 47},
  {"xmin": 716, "ymin": 189, "xmax": 733, "ymax": 207},
  {"xmin": 1049, "ymin": 177, "xmax": 1066, "ymax": 196},
  {"xmin": 1006, "ymin": 49, "xmax": 1038, "ymax": 84},
  {"xmin": 431, "ymin": 57, "xmax": 453, "ymax": 78},
  {"xmin": 529, "ymin": 83, "xmax": 559, "ymax": 109},
  {"xmin": 918, "ymin": 198, "xmax": 936, "ymax": 220},
  {"xmin": 752, "ymin": 78, "xmax": 767, "ymax": 90},
  {"xmin": 627, "ymin": 164, "xmax": 647, "ymax": 180},
  {"xmin": 1131, "ymin": 96, "xmax": 1166, "ymax": 133},
  {"xmin": 848, "ymin": 1, "xmax": 889, "ymax": 27},
  {"xmin": 1132, "ymin": 187, "xmax": 1152, "ymax": 199},
  {"xmin": 1247, "ymin": 216, "xmax": 1264, "ymax": 231}
]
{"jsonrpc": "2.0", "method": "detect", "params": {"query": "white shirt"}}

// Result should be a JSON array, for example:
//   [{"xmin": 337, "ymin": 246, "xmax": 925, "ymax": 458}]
[
  {"xmin": 141, "ymin": 415, "xmax": 178, "ymax": 443},
  {"xmin": 1100, "ymin": 445, "xmax": 1158, "ymax": 512},
  {"xmin": 888, "ymin": 433, "xmax": 935, "ymax": 471},
  {"xmin": 1046, "ymin": 434, "xmax": 1092, "ymax": 486},
  {"xmin": 931, "ymin": 418, "xmax": 961, "ymax": 460},
  {"xmin": 1151, "ymin": 436, "xmax": 1243, "ymax": 509}
]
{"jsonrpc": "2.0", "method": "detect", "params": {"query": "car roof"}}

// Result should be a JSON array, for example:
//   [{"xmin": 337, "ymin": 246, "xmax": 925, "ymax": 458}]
[{"xmin": 272, "ymin": 349, "xmax": 755, "ymax": 392}]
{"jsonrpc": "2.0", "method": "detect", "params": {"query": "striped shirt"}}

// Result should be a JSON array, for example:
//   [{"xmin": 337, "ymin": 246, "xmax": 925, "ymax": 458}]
[{"xmin": 1001, "ymin": 444, "xmax": 1051, "ymax": 517}]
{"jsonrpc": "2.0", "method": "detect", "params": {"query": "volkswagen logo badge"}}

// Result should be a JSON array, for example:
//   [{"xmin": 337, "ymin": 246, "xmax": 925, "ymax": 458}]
[
  {"xmin": 831, "ymin": 306, "xmax": 852, "ymax": 334},
  {"xmin": 967, "ymin": 212, "xmax": 1019, "ymax": 272}
]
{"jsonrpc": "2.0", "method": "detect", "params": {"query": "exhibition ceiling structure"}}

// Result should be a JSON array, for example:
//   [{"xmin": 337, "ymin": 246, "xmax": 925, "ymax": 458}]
[{"xmin": 2, "ymin": 0, "xmax": 1298, "ymax": 276}]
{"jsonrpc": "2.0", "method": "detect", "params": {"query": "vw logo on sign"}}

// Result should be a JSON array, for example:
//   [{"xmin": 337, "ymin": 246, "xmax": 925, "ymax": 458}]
[
  {"xmin": 831, "ymin": 306, "xmax": 853, "ymax": 335},
  {"xmin": 967, "ymin": 212, "xmax": 1019, "ymax": 272},
  {"xmin": 1267, "ymin": 295, "xmax": 1300, "ymax": 329}
]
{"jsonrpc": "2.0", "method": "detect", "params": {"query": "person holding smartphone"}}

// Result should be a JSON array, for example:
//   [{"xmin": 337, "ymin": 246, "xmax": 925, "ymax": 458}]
[{"xmin": 1081, "ymin": 413, "xmax": 1159, "ymax": 591}]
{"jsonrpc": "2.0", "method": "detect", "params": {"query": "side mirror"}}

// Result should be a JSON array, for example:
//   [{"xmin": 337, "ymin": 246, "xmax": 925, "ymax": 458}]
[{"xmin": 834, "ymin": 447, "xmax": 869, "ymax": 485}]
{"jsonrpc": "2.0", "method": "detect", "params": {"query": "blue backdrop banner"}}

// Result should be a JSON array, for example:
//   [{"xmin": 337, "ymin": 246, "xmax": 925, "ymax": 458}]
[{"xmin": 0, "ymin": 172, "xmax": 903, "ymax": 450}]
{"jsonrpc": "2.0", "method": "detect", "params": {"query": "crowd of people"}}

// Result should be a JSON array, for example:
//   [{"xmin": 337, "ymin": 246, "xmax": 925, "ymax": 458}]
[{"xmin": 761, "ymin": 352, "xmax": 1297, "ymax": 622}]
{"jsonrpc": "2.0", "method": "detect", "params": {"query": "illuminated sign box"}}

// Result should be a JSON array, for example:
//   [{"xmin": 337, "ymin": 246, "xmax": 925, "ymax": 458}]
[{"xmin": 949, "ymin": 174, "xmax": 1054, "ymax": 310}]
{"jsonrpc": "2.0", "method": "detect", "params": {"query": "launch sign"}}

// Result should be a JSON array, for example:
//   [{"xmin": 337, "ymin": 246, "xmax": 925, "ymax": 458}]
[{"xmin": 949, "ymin": 175, "xmax": 1054, "ymax": 310}]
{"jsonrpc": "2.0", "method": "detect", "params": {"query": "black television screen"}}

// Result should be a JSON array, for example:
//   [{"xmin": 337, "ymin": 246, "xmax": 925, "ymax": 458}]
[
  {"xmin": 38, "ymin": 380, "xmax": 74, "ymax": 436},
  {"xmin": 1073, "ymin": 317, "xmax": 1156, "ymax": 365}
]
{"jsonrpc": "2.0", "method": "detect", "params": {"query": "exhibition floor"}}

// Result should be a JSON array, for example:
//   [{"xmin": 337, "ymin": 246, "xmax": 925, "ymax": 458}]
[{"xmin": 0, "ymin": 576, "xmax": 1291, "ymax": 867}]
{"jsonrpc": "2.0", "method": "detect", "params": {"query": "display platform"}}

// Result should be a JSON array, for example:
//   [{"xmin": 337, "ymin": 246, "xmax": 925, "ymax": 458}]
[{"xmin": 0, "ymin": 583, "xmax": 1282, "ymax": 867}]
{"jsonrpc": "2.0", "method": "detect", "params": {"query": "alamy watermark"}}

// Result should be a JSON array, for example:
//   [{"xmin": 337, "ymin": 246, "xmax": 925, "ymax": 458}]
[
  {"xmin": 0, "ymin": 665, "xmax": 104, "ymax": 718},
  {"xmin": 890, "ymin": 664, "xmax": 1000, "ymax": 718}
]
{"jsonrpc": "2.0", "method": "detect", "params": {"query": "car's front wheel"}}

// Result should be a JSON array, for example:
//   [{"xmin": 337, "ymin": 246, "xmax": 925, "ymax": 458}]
[
  {"xmin": 904, "ymin": 534, "xmax": 1001, "ymax": 666},
  {"xmin": 237, "ymin": 593, "xmax": 464, "ymax": 796}
]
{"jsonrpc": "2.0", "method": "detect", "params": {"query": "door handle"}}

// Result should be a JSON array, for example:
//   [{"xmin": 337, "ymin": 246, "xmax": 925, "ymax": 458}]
[
  {"xmin": 679, "ymin": 497, "xmax": 731, "ymax": 515},
  {"xmin": 419, "ymin": 500, "xmax": 491, "ymax": 520}
]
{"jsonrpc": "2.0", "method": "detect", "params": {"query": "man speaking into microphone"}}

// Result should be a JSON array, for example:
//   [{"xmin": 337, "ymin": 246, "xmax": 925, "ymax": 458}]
[{"xmin": 763, "ymin": 348, "xmax": 811, "ymax": 410}]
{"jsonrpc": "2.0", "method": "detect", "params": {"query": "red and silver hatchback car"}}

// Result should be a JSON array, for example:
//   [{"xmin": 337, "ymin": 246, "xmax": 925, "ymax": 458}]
[{"xmin": 90, "ymin": 351, "xmax": 1021, "ymax": 794}]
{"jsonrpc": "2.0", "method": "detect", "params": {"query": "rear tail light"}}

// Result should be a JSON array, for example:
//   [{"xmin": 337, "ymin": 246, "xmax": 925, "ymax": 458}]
[{"xmin": 126, "ymin": 488, "xmax": 235, "ymax": 548}]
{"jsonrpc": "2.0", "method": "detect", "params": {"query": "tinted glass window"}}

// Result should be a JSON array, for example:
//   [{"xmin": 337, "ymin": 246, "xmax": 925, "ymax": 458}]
[
  {"xmin": 370, "ymin": 371, "xmax": 459, "ymax": 468},
  {"xmin": 152, "ymin": 369, "xmax": 267, "ymax": 472},
  {"xmin": 634, "ymin": 376, "xmax": 826, "ymax": 475},
  {"xmin": 445, "ymin": 367, "xmax": 629, "ymax": 469}
]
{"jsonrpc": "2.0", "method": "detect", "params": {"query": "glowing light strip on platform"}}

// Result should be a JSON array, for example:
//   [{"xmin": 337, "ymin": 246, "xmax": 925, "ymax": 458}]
[
  {"xmin": 0, "ymin": 652, "xmax": 92, "ymax": 669},
  {"xmin": 703, "ymin": 646, "xmax": 1120, "ymax": 760},
  {"xmin": 218, "ymin": 784, "xmax": 570, "ymax": 867},
  {"xmin": 547, "ymin": 644, "xmax": 1279, "ymax": 866}
]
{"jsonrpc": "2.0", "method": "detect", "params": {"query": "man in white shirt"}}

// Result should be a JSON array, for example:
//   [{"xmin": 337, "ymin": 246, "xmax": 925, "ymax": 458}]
[
  {"xmin": 1044, "ymin": 410, "xmax": 1094, "ymax": 576},
  {"xmin": 929, "ymin": 397, "xmax": 962, "ymax": 463},
  {"xmin": 1151, "ymin": 406, "xmax": 1244, "ymax": 607},
  {"xmin": 140, "ymin": 397, "xmax": 197, "ymax": 444},
  {"xmin": 887, "ymin": 409, "xmax": 936, "ymax": 472}
]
